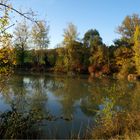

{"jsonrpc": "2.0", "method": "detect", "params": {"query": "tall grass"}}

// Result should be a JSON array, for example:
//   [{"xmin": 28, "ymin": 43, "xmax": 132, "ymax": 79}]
[
  {"xmin": 92, "ymin": 111, "xmax": 140, "ymax": 139},
  {"xmin": 91, "ymin": 84, "xmax": 140, "ymax": 139}
]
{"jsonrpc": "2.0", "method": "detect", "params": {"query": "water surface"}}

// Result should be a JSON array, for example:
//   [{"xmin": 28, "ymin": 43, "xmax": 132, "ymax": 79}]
[{"xmin": 1, "ymin": 73, "xmax": 140, "ymax": 138}]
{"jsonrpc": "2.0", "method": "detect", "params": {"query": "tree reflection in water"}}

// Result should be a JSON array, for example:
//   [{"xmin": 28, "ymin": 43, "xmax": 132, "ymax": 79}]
[
  {"xmin": 0, "ymin": 74, "xmax": 50, "ymax": 139},
  {"xmin": 0, "ymin": 74, "xmax": 140, "ymax": 138}
]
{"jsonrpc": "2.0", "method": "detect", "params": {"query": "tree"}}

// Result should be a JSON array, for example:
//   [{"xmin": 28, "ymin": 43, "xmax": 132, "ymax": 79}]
[
  {"xmin": 113, "ymin": 38, "xmax": 132, "ymax": 48},
  {"xmin": 89, "ymin": 45, "xmax": 106, "ymax": 66},
  {"xmin": 31, "ymin": 20, "xmax": 49, "ymax": 66},
  {"xmin": 84, "ymin": 30, "xmax": 105, "ymax": 64},
  {"xmin": 83, "ymin": 29, "xmax": 102, "ymax": 50},
  {"xmin": 63, "ymin": 23, "xmax": 79, "ymax": 45},
  {"xmin": 0, "ymin": 0, "xmax": 16, "ymax": 72},
  {"xmin": 83, "ymin": 29, "xmax": 103, "ymax": 70},
  {"xmin": 55, "ymin": 23, "xmax": 85, "ymax": 73},
  {"xmin": 13, "ymin": 20, "xmax": 29, "ymax": 66},
  {"xmin": 55, "ymin": 45, "xmax": 66, "ymax": 72},
  {"xmin": 83, "ymin": 29, "xmax": 110, "ymax": 76},
  {"xmin": 117, "ymin": 14, "xmax": 140, "ymax": 44},
  {"xmin": 114, "ymin": 46, "xmax": 134, "ymax": 78},
  {"xmin": 133, "ymin": 26, "xmax": 140, "ymax": 75},
  {"xmin": 32, "ymin": 20, "xmax": 49, "ymax": 49},
  {"xmin": 62, "ymin": 23, "xmax": 83, "ymax": 72},
  {"xmin": 0, "ymin": 0, "xmax": 16, "ymax": 92}
]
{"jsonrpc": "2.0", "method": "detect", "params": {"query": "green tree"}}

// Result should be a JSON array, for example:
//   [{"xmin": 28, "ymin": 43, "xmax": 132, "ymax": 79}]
[
  {"xmin": 83, "ymin": 29, "xmax": 109, "ymax": 74},
  {"xmin": 83, "ymin": 29, "xmax": 102, "ymax": 50},
  {"xmin": 31, "ymin": 20, "xmax": 49, "ymax": 65},
  {"xmin": 32, "ymin": 21, "xmax": 49, "ymax": 49},
  {"xmin": 114, "ymin": 38, "xmax": 132, "ymax": 48},
  {"xmin": 55, "ymin": 45, "xmax": 66, "ymax": 72},
  {"xmin": 13, "ymin": 20, "xmax": 29, "ymax": 67},
  {"xmin": 83, "ymin": 29, "xmax": 103, "ymax": 69}
]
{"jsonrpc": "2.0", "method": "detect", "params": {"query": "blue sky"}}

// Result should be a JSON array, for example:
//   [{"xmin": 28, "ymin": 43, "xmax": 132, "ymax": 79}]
[{"xmin": 11, "ymin": 0, "xmax": 140, "ymax": 48}]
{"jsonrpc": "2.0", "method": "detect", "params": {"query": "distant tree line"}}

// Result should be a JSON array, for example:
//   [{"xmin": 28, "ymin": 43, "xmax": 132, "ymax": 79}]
[{"xmin": 1, "ymin": 0, "xmax": 140, "ymax": 79}]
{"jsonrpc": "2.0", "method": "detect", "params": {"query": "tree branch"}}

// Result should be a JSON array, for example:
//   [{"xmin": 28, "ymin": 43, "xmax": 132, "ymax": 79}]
[
  {"xmin": 0, "ymin": 3, "xmax": 38, "ymax": 24},
  {"xmin": 0, "ymin": 23, "xmax": 15, "ymax": 34}
]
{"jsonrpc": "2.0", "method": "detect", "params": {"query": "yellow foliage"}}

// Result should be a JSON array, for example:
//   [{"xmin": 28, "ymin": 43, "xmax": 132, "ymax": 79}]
[{"xmin": 134, "ymin": 26, "xmax": 140, "ymax": 74}]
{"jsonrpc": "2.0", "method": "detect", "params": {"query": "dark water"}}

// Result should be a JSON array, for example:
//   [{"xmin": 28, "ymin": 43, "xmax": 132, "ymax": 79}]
[{"xmin": 0, "ymin": 73, "xmax": 140, "ymax": 138}]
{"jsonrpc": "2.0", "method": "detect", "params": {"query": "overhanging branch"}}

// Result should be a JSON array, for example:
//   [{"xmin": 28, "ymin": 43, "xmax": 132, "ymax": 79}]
[
  {"xmin": 0, "ymin": 23, "xmax": 15, "ymax": 34},
  {"xmin": 0, "ymin": 3, "xmax": 38, "ymax": 24}
]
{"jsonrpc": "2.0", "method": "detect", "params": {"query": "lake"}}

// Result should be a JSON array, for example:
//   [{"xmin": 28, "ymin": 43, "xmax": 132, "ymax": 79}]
[{"xmin": 0, "ymin": 73, "xmax": 140, "ymax": 138}]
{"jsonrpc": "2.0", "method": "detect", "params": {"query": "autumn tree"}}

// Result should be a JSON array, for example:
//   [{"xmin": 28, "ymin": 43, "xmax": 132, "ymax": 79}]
[
  {"xmin": 114, "ymin": 46, "xmax": 134, "ymax": 78},
  {"xmin": 83, "ymin": 29, "xmax": 109, "ymax": 75},
  {"xmin": 110, "ymin": 14, "xmax": 140, "ymax": 78},
  {"xmin": 0, "ymin": 0, "xmax": 15, "ymax": 73},
  {"xmin": 133, "ymin": 26, "xmax": 140, "ymax": 75},
  {"xmin": 62, "ymin": 23, "xmax": 83, "ymax": 72},
  {"xmin": 117, "ymin": 14, "xmax": 140, "ymax": 44},
  {"xmin": 0, "ymin": 0, "xmax": 16, "ymax": 92}
]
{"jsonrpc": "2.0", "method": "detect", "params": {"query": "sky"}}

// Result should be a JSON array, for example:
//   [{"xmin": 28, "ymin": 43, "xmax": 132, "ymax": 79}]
[{"xmin": 11, "ymin": 0, "xmax": 140, "ymax": 48}]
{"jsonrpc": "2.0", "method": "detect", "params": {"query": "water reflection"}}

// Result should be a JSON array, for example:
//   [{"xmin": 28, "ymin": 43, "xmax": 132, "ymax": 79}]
[{"xmin": 0, "ymin": 73, "xmax": 140, "ymax": 138}]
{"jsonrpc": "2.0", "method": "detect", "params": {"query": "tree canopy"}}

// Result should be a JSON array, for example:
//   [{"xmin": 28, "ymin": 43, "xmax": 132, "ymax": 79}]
[{"xmin": 117, "ymin": 14, "xmax": 140, "ymax": 44}]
